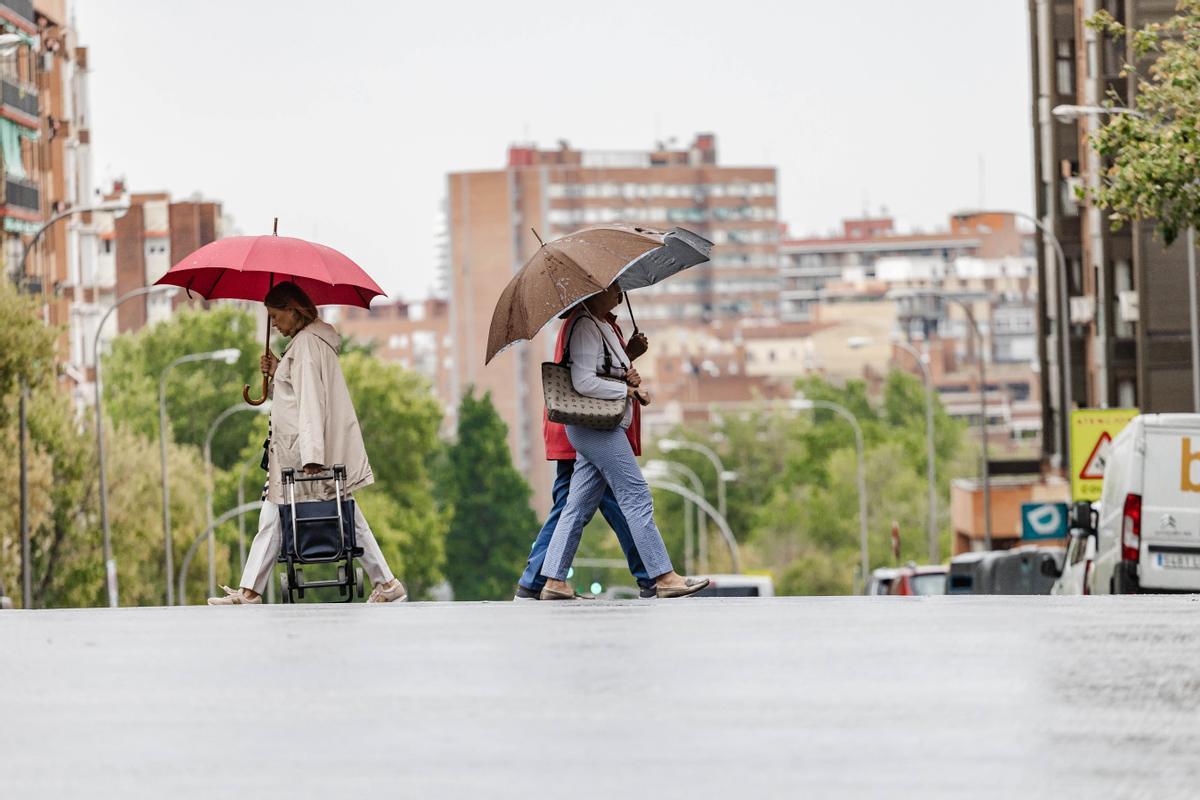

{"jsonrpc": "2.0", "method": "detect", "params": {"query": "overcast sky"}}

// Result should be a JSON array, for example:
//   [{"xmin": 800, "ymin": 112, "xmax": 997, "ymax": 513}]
[{"xmin": 73, "ymin": 1, "xmax": 1034, "ymax": 300}]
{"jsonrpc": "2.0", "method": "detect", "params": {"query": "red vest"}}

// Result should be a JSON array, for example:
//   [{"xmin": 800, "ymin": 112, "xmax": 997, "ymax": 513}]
[{"xmin": 543, "ymin": 311, "xmax": 641, "ymax": 461}]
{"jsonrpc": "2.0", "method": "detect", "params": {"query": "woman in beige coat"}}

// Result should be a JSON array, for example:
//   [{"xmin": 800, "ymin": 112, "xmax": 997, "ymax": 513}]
[{"xmin": 209, "ymin": 282, "xmax": 407, "ymax": 604}]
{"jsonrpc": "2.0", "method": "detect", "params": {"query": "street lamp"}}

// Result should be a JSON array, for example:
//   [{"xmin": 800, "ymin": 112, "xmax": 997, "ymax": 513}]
[
  {"xmin": 159, "ymin": 348, "xmax": 240, "ymax": 605},
  {"xmin": 849, "ymin": 336, "xmax": 939, "ymax": 563},
  {"xmin": 891, "ymin": 289, "xmax": 993, "ymax": 550},
  {"xmin": 203, "ymin": 402, "xmax": 270, "ymax": 597},
  {"xmin": 1052, "ymin": 103, "xmax": 1199, "ymax": 414},
  {"xmin": 16, "ymin": 201, "xmax": 131, "ymax": 610},
  {"xmin": 790, "ymin": 398, "xmax": 870, "ymax": 587},
  {"xmin": 955, "ymin": 208, "xmax": 1074, "ymax": 459},
  {"xmin": 645, "ymin": 459, "xmax": 707, "ymax": 573},
  {"xmin": 92, "ymin": 284, "xmax": 177, "ymax": 607},
  {"xmin": 657, "ymin": 438, "xmax": 737, "ymax": 524}
]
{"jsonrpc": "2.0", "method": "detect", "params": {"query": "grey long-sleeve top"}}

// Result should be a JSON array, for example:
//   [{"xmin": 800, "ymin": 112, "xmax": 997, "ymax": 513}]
[{"xmin": 567, "ymin": 310, "xmax": 633, "ymax": 429}]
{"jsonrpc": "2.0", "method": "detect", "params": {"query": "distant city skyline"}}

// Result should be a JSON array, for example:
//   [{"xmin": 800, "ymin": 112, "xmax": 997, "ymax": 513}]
[{"xmin": 74, "ymin": 0, "xmax": 1033, "ymax": 300}]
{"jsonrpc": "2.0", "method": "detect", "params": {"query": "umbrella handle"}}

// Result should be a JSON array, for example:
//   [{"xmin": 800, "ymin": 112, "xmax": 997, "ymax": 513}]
[
  {"xmin": 243, "ymin": 378, "xmax": 268, "ymax": 407},
  {"xmin": 243, "ymin": 310, "xmax": 271, "ymax": 406}
]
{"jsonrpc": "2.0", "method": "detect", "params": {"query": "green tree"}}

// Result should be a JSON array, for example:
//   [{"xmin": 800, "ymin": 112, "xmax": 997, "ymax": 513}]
[
  {"xmin": 1088, "ymin": 2, "xmax": 1200, "ymax": 244},
  {"xmin": 437, "ymin": 387, "xmax": 538, "ymax": 600},
  {"xmin": 645, "ymin": 373, "xmax": 966, "ymax": 594},
  {"xmin": 102, "ymin": 305, "xmax": 263, "ymax": 471},
  {"xmin": 339, "ymin": 352, "xmax": 447, "ymax": 598}
]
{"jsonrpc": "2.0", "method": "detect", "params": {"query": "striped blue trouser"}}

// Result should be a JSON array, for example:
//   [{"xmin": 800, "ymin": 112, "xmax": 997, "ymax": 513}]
[{"xmin": 541, "ymin": 425, "xmax": 674, "ymax": 582}]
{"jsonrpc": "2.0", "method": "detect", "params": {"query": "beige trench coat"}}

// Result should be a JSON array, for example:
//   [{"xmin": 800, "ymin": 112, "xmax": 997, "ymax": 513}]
[{"xmin": 266, "ymin": 319, "xmax": 374, "ymax": 504}]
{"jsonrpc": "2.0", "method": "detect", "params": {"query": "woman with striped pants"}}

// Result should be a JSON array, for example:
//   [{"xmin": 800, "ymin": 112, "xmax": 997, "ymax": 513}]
[{"xmin": 539, "ymin": 285, "xmax": 709, "ymax": 600}]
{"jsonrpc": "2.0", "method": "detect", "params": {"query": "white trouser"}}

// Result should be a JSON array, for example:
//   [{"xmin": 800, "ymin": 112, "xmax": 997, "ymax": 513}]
[{"xmin": 239, "ymin": 500, "xmax": 395, "ymax": 595}]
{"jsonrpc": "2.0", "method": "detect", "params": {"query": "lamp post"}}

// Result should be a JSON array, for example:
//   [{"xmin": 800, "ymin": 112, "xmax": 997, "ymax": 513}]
[
  {"xmin": 92, "ymin": 284, "xmax": 176, "ymax": 607},
  {"xmin": 955, "ymin": 208, "xmax": 1074, "ymax": 459},
  {"xmin": 658, "ymin": 437, "xmax": 737, "ymax": 521},
  {"xmin": 790, "ymin": 398, "xmax": 870, "ymax": 587},
  {"xmin": 16, "ymin": 201, "xmax": 130, "ymax": 610},
  {"xmin": 203, "ymin": 402, "xmax": 269, "ymax": 597},
  {"xmin": 895, "ymin": 289, "xmax": 993, "ymax": 550},
  {"xmin": 645, "ymin": 459, "xmax": 707, "ymax": 573},
  {"xmin": 644, "ymin": 478, "xmax": 741, "ymax": 574},
  {"xmin": 159, "ymin": 348, "xmax": 241, "ymax": 605},
  {"xmin": 1052, "ymin": 103, "xmax": 1198, "ymax": 414}
]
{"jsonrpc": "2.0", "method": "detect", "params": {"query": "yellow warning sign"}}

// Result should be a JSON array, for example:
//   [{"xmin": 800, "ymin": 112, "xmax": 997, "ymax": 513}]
[{"xmin": 1070, "ymin": 408, "xmax": 1139, "ymax": 501}]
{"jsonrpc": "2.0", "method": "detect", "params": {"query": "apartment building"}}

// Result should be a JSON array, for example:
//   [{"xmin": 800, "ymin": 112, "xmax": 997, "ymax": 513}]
[
  {"xmin": 1028, "ymin": 0, "xmax": 1189, "ymax": 465},
  {"xmin": 337, "ymin": 298, "xmax": 455, "ymax": 422},
  {"xmin": 447, "ymin": 134, "xmax": 779, "ymax": 513}
]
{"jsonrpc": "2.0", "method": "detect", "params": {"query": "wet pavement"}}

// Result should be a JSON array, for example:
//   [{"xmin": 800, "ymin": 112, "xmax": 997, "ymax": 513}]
[{"xmin": 2, "ymin": 596, "xmax": 1198, "ymax": 798}]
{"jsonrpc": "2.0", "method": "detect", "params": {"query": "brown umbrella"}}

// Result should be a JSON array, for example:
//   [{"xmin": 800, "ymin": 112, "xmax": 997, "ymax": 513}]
[{"xmin": 485, "ymin": 224, "xmax": 712, "ymax": 364}]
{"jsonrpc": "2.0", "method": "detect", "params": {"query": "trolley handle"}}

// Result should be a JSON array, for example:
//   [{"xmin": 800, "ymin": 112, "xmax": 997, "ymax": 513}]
[{"xmin": 281, "ymin": 465, "xmax": 348, "ymax": 484}]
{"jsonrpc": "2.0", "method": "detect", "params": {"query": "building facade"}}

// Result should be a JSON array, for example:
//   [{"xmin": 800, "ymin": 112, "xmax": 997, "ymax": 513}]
[{"xmin": 1028, "ymin": 0, "xmax": 1189, "ymax": 466}]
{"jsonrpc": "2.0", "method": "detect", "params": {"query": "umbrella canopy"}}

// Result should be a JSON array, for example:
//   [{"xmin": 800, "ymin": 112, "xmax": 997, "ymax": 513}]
[
  {"xmin": 156, "ymin": 227, "xmax": 386, "ymax": 405},
  {"xmin": 156, "ymin": 234, "xmax": 385, "ymax": 308},
  {"xmin": 485, "ymin": 225, "xmax": 711, "ymax": 364}
]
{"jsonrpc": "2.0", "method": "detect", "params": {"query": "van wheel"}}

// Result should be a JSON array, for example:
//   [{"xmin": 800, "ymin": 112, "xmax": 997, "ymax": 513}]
[{"xmin": 1113, "ymin": 562, "xmax": 1140, "ymax": 595}]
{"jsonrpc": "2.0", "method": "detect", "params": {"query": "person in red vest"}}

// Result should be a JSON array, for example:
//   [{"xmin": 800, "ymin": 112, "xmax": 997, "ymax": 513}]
[{"xmin": 514, "ymin": 292, "xmax": 655, "ymax": 599}]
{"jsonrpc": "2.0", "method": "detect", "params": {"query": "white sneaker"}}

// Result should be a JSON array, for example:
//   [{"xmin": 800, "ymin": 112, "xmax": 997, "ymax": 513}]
[
  {"xmin": 367, "ymin": 579, "xmax": 408, "ymax": 603},
  {"xmin": 207, "ymin": 585, "xmax": 261, "ymax": 605}
]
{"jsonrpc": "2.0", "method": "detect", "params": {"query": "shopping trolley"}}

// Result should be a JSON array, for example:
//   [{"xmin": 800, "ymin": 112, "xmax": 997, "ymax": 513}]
[{"xmin": 277, "ymin": 465, "xmax": 365, "ymax": 603}]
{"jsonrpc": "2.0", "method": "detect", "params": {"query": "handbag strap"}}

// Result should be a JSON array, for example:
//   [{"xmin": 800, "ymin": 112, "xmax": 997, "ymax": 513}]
[{"xmin": 560, "ymin": 312, "xmax": 615, "ymax": 374}]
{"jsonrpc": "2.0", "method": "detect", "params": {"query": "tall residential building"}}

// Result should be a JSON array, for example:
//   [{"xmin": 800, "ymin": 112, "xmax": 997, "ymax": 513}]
[
  {"xmin": 2, "ymin": 1, "xmax": 82, "ymax": 317},
  {"xmin": 65, "ymin": 189, "xmax": 223, "ymax": 406},
  {"xmin": 1029, "ymin": 0, "xmax": 1190, "ymax": 466},
  {"xmin": 447, "ymin": 134, "xmax": 779, "ymax": 513},
  {"xmin": 337, "ymin": 298, "xmax": 455, "ymax": 423}
]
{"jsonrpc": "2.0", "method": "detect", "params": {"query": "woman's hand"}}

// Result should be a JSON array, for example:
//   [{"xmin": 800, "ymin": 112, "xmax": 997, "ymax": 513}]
[
  {"xmin": 634, "ymin": 388, "xmax": 651, "ymax": 407},
  {"xmin": 261, "ymin": 350, "xmax": 279, "ymax": 379},
  {"xmin": 625, "ymin": 367, "xmax": 642, "ymax": 388},
  {"xmin": 302, "ymin": 463, "xmax": 325, "ymax": 476},
  {"xmin": 626, "ymin": 332, "xmax": 648, "ymax": 361}
]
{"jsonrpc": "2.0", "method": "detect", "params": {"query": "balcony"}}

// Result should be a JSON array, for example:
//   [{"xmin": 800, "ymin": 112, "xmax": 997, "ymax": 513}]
[
  {"xmin": 0, "ymin": 1, "xmax": 35, "ymax": 33},
  {"xmin": 3, "ymin": 173, "xmax": 39, "ymax": 214},
  {"xmin": 1, "ymin": 77, "xmax": 37, "ymax": 123}
]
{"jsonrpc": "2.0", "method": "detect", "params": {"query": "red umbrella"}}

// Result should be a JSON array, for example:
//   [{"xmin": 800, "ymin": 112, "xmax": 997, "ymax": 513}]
[{"xmin": 156, "ymin": 220, "xmax": 385, "ymax": 405}]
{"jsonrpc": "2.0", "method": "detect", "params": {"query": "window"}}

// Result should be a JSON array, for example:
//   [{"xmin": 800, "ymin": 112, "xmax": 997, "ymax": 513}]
[{"xmin": 1056, "ymin": 40, "xmax": 1075, "ymax": 96}]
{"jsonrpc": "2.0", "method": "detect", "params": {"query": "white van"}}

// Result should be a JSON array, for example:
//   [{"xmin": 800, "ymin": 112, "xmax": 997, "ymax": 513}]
[{"xmin": 1091, "ymin": 414, "xmax": 1200, "ymax": 594}]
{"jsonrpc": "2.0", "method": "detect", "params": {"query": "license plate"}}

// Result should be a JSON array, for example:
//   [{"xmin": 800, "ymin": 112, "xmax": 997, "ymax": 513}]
[{"xmin": 1156, "ymin": 553, "xmax": 1200, "ymax": 569}]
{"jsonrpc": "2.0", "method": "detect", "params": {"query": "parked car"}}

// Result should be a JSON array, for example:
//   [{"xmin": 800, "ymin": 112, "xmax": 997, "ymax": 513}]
[
  {"xmin": 864, "ymin": 567, "xmax": 899, "ymax": 595},
  {"xmin": 947, "ymin": 552, "xmax": 1002, "ymax": 594},
  {"xmin": 888, "ymin": 564, "xmax": 947, "ymax": 596},
  {"xmin": 948, "ymin": 547, "xmax": 1063, "ymax": 595},
  {"xmin": 991, "ymin": 546, "xmax": 1063, "ymax": 595},
  {"xmin": 694, "ymin": 574, "xmax": 775, "ymax": 597},
  {"xmin": 1051, "ymin": 502, "xmax": 1099, "ymax": 595},
  {"xmin": 1091, "ymin": 414, "xmax": 1200, "ymax": 594}
]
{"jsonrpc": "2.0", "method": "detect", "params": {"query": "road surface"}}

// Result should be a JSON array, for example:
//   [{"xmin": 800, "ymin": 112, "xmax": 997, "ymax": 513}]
[{"xmin": 2, "ymin": 596, "xmax": 1198, "ymax": 798}]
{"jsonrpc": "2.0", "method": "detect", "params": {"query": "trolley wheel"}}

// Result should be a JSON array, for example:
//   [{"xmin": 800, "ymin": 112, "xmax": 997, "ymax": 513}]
[
  {"xmin": 280, "ymin": 573, "xmax": 292, "ymax": 604},
  {"xmin": 295, "ymin": 567, "xmax": 305, "ymax": 599},
  {"xmin": 356, "ymin": 567, "xmax": 365, "ymax": 599},
  {"xmin": 337, "ymin": 565, "xmax": 349, "ymax": 598}
]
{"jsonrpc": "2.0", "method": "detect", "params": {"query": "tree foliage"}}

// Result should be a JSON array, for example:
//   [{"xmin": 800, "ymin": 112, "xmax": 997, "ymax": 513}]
[
  {"xmin": 437, "ymin": 387, "xmax": 538, "ymax": 600},
  {"xmin": 645, "ymin": 372, "xmax": 965, "ymax": 595},
  {"xmin": 102, "ymin": 304, "xmax": 264, "ymax": 471},
  {"xmin": 1088, "ymin": 2, "xmax": 1200, "ymax": 244}
]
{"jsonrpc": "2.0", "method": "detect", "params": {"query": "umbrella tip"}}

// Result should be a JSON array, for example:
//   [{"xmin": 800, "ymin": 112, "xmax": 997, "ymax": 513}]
[
  {"xmin": 273, "ymin": 217, "xmax": 279, "ymax": 236},
  {"xmin": 531, "ymin": 227, "xmax": 544, "ymax": 247}
]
